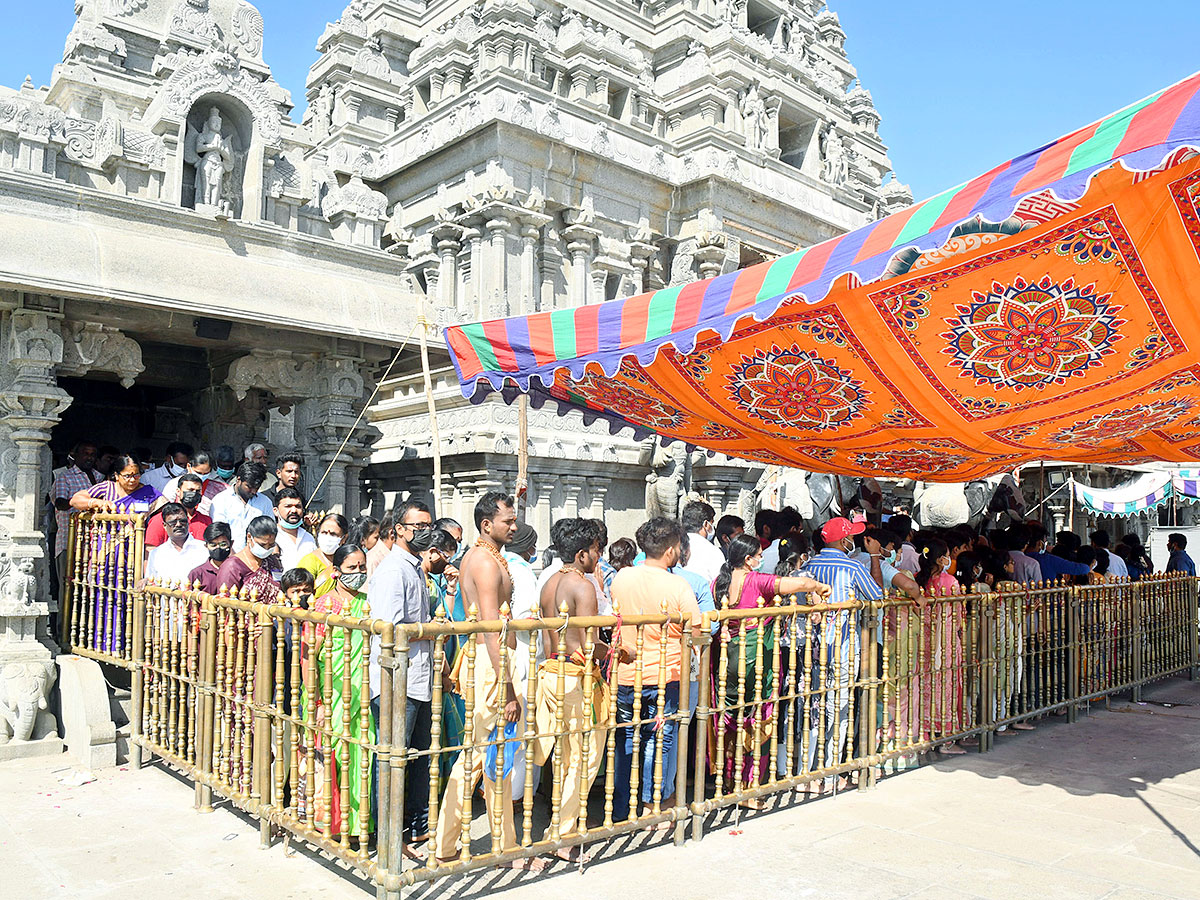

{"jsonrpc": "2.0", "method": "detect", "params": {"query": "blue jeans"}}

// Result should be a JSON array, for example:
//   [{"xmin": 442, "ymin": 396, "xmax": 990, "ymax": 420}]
[
  {"xmin": 371, "ymin": 695, "xmax": 431, "ymax": 837},
  {"xmin": 613, "ymin": 682, "xmax": 680, "ymax": 822}
]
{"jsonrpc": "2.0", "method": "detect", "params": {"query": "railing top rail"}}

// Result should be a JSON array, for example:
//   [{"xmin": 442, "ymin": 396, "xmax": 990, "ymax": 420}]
[{"xmin": 71, "ymin": 511, "xmax": 147, "ymax": 524}]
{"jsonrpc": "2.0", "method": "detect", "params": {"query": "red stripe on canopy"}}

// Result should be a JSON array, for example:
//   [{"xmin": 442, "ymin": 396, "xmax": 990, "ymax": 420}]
[
  {"xmin": 933, "ymin": 160, "xmax": 1011, "ymax": 230},
  {"xmin": 1014, "ymin": 123, "xmax": 1101, "ymax": 195},
  {"xmin": 1116, "ymin": 74, "xmax": 1200, "ymax": 156}
]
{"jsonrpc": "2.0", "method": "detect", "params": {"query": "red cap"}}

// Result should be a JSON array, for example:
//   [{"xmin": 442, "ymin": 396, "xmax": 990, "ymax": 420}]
[{"xmin": 821, "ymin": 517, "xmax": 866, "ymax": 543}]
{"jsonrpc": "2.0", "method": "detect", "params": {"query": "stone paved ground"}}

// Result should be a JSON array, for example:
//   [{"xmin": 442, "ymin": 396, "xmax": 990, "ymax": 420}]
[{"xmin": 4, "ymin": 678, "xmax": 1200, "ymax": 900}]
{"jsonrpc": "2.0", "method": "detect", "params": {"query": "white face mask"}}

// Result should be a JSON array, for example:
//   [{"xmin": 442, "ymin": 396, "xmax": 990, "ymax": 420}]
[
  {"xmin": 250, "ymin": 541, "xmax": 274, "ymax": 560},
  {"xmin": 318, "ymin": 534, "xmax": 342, "ymax": 555}
]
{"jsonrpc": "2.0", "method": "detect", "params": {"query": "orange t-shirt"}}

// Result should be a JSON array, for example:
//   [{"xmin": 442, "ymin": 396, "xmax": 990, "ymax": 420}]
[{"xmin": 611, "ymin": 565, "xmax": 702, "ymax": 687}]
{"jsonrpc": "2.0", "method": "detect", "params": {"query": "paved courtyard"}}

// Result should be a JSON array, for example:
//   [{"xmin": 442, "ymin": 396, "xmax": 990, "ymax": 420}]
[{"xmin": 4, "ymin": 678, "xmax": 1200, "ymax": 900}]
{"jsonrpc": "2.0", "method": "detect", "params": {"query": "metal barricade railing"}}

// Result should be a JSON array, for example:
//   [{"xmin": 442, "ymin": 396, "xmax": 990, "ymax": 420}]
[
  {"xmin": 119, "ymin": 572, "xmax": 1199, "ymax": 897},
  {"xmin": 60, "ymin": 511, "xmax": 146, "ymax": 668}
]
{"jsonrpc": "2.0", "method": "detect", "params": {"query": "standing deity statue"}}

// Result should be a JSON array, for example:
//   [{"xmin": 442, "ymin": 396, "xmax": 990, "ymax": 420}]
[
  {"xmin": 740, "ymin": 84, "xmax": 768, "ymax": 151},
  {"xmin": 820, "ymin": 123, "xmax": 848, "ymax": 186},
  {"xmin": 185, "ymin": 107, "xmax": 236, "ymax": 212}
]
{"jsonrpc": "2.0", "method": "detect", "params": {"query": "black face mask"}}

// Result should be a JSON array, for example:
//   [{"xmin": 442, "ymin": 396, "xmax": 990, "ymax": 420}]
[
  {"xmin": 209, "ymin": 546, "xmax": 231, "ymax": 563},
  {"xmin": 180, "ymin": 490, "xmax": 202, "ymax": 509}
]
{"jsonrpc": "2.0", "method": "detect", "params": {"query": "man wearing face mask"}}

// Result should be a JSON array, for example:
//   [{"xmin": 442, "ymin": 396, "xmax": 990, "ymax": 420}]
[
  {"xmin": 189, "ymin": 522, "xmax": 234, "ymax": 594},
  {"xmin": 145, "ymin": 473, "xmax": 213, "ymax": 548},
  {"xmin": 801, "ymin": 517, "xmax": 884, "ymax": 790},
  {"xmin": 210, "ymin": 462, "xmax": 275, "ymax": 551},
  {"xmin": 273, "ymin": 488, "xmax": 316, "ymax": 569},
  {"xmin": 213, "ymin": 445, "xmax": 238, "ymax": 486},
  {"xmin": 142, "ymin": 441, "xmax": 195, "ymax": 495},
  {"xmin": 161, "ymin": 451, "xmax": 228, "ymax": 517},
  {"xmin": 145, "ymin": 502, "xmax": 209, "ymax": 585},
  {"xmin": 368, "ymin": 498, "xmax": 436, "ymax": 850}
]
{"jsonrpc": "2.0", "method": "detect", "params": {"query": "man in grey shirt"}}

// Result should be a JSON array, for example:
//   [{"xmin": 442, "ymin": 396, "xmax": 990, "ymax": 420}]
[{"xmin": 369, "ymin": 499, "xmax": 434, "ymax": 847}]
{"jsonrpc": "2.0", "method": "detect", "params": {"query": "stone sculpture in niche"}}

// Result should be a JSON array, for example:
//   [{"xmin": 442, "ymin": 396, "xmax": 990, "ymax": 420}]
[{"xmin": 185, "ymin": 106, "xmax": 236, "ymax": 214}]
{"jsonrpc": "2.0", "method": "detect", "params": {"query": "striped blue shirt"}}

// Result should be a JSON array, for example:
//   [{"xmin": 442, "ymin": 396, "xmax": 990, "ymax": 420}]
[{"xmin": 801, "ymin": 548, "xmax": 883, "ymax": 645}]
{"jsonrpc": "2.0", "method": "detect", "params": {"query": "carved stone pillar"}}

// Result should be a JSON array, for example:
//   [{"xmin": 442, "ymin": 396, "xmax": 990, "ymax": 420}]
[
  {"xmin": 518, "ymin": 213, "xmax": 550, "ymax": 315},
  {"xmin": 433, "ymin": 223, "xmax": 463, "ymax": 315},
  {"xmin": 483, "ymin": 212, "xmax": 515, "ymax": 318},
  {"xmin": 587, "ymin": 478, "xmax": 608, "ymax": 520},
  {"xmin": 534, "ymin": 475, "xmax": 553, "ymax": 548},
  {"xmin": 562, "ymin": 476, "xmax": 585, "ymax": 519},
  {"xmin": 563, "ymin": 225, "xmax": 598, "ymax": 306},
  {"xmin": 629, "ymin": 241, "xmax": 655, "ymax": 295},
  {"xmin": 0, "ymin": 306, "xmax": 71, "ymax": 760},
  {"xmin": 461, "ymin": 224, "xmax": 484, "ymax": 318},
  {"xmin": 226, "ymin": 350, "xmax": 375, "ymax": 514},
  {"xmin": 695, "ymin": 237, "xmax": 727, "ymax": 281}
]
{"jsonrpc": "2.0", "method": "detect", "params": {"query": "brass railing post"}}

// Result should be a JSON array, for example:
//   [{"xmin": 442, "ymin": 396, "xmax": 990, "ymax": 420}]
[
  {"xmin": 196, "ymin": 592, "xmax": 218, "ymax": 813},
  {"xmin": 130, "ymin": 587, "xmax": 147, "ymax": 768},
  {"xmin": 1067, "ymin": 585, "xmax": 1080, "ymax": 723},
  {"xmin": 1131, "ymin": 580, "xmax": 1144, "ymax": 703},
  {"xmin": 1187, "ymin": 577, "xmax": 1199, "ymax": 679},
  {"xmin": 674, "ymin": 620, "xmax": 692, "ymax": 847},
  {"xmin": 690, "ymin": 614, "xmax": 713, "ymax": 842},
  {"xmin": 252, "ymin": 604, "xmax": 274, "ymax": 847},
  {"xmin": 59, "ymin": 513, "xmax": 78, "ymax": 648},
  {"xmin": 375, "ymin": 624, "xmax": 396, "ymax": 889},
  {"xmin": 978, "ymin": 595, "xmax": 993, "ymax": 754},
  {"xmin": 859, "ymin": 600, "xmax": 878, "ymax": 790},
  {"xmin": 387, "ymin": 628, "xmax": 411, "ymax": 888}
]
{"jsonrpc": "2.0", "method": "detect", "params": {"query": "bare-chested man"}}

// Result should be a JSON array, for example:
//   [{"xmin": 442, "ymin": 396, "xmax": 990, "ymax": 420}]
[
  {"xmin": 533, "ymin": 519, "xmax": 632, "ymax": 854},
  {"xmin": 434, "ymin": 492, "xmax": 543, "ymax": 869}
]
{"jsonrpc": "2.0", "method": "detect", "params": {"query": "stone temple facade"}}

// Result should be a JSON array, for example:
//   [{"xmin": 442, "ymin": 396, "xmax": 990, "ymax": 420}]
[{"xmin": 0, "ymin": 0, "xmax": 907, "ymax": 754}]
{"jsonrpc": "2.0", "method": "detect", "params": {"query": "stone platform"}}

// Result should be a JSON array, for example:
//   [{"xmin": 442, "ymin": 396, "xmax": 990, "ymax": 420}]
[{"xmin": 3, "ymin": 678, "xmax": 1199, "ymax": 900}]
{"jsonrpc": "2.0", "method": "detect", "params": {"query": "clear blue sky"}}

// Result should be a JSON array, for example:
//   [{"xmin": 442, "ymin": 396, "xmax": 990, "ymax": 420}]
[{"xmin": 6, "ymin": 2, "xmax": 1199, "ymax": 200}]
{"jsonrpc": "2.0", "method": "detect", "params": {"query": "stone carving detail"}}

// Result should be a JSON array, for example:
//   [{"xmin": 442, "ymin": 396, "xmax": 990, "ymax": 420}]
[
  {"xmin": 464, "ymin": 159, "xmax": 515, "ymax": 209},
  {"xmin": 185, "ymin": 106, "xmax": 238, "ymax": 214},
  {"xmin": 643, "ymin": 438, "xmax": 685, "ymax": 520},
  {"xmin": 0, "ymin": 660, "xmax": 56, "ymax": 746},
  {"xmin": 227, "ymin": 352, "xmax": 365, "ymax": 409},
  {"xmin": 8, "ymin": 312, "xmax": 63, "ymax": 371},
  {"xmin": 123, "ymin": 128, "xmax": 167, "ymax": 167},
  {"xmin": 59, "ymin": 322, "xmax": 144, "ymax": 388},
  {"xmin": 820, "ymin": 122, "xmax": 850, "ymax": 186},
  {"xmin": 352, "ymin": 36, "xmax": 390, "ymax": 79},
  {"xmin": 511, "ymin": 91, "xmax": 534, "ymax": 129},
  {"xmin": 740, "ymin": 83, "xmax": 768, "ymax": 151},
  {"xmin": 335, "ymin": 0, "xmax": 369, "ymax": 37},
  {"xmin": 162, "ymin": 45, "xmax": 283, "ymax": 147},
  {"xmin": 232, "ymin": 1, "xmax": 264, "ymax": 56},
  {"xmin": 2, "ymin": 557, "xmax": 36, "ymax": 610},
  {"xmin": 0, "ymin": 97, "xmax": 66, "ymax": 140},
  {"xmin": 64, "ymin": 21, "xmax": 127, "ymax": 61},
  {"xmin": 537, "ymin": 102, "xmax": 566, "ymax": 140},
  {"xmin": 109, "ymin": 0, "xmax": 149, "ymax": 14},
  {"xmin": 170, "ymin": 0, "xmax": 221, "ymax": 45},
  {"xmin": 324, "ymin": 174, "xmax": 388, "ymax": 220}
]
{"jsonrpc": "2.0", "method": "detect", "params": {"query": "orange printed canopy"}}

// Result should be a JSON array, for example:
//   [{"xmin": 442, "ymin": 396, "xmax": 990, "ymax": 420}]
[{"xmin": 446, "ymin": 72, "xmax": 1200, "ymax": 481}]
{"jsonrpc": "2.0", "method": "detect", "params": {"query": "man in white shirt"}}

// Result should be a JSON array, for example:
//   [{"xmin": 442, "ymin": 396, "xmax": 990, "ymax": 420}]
[
  {"xmin": 146, "ymin": 503, "xmax": 210, "ymax": 583},
  {"xmin": 209, "ymin": 462, "xmax": 275, "ymax": 550},
  {"xmin": 681, "ymin": 500, "xmax": 725, "ymax": 585},
  {"xmin": 142, "ymin": 441, "xmax": 194, "ymax": 495},
  {"xmin": 273, "ymin": 488, "xmax": 316, "ymax": 570},
  {"xmin": 1091, "ymin": 529, "xmax": 1129, "ymax": 579}
]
